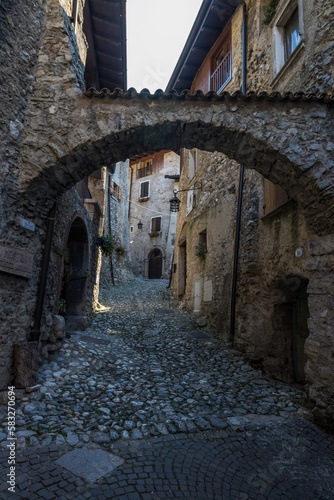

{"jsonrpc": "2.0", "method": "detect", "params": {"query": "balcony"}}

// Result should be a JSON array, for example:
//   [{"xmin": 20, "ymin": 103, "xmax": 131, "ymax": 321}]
[
  {"xmin": 210, "ymin": 51, "xmax": 231, "ymax": 94},
  {"xmin": 136, "ymin": 166, "xmax": 152, "ymax": 179}
]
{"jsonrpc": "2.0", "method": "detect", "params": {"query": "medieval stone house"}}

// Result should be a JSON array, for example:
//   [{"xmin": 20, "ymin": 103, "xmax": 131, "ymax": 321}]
[
  {"xmin": 129, "ymin": 151, "xmax": 179, "ymax": 279},
  {"xmin": 0, "ymin": 0, "xmax": 128, "ymax": 387},
  {"xmin": 167, "ymin": 0, "xmax": 334, "ymax": 428}
]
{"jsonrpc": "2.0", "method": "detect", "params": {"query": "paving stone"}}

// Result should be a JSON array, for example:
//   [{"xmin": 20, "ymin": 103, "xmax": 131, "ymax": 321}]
[
  {"xmin": 56, "ymin": 448, "xmax": 125, "ymax": 482},
  {"xmin": 1, "ymin": 280, "xmax": 334, "ymax": 499}
]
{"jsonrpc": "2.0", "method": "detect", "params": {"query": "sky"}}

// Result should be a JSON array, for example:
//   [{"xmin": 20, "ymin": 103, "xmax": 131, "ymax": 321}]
[{"xmin": 127, "ymin": 0, "xmax": 203, "ymax": 92}]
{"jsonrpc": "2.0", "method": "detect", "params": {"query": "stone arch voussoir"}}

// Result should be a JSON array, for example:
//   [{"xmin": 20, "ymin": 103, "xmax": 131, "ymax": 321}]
[{"xmin": 21, "ymin": 92, "xmax": 334, "ymax": 235}]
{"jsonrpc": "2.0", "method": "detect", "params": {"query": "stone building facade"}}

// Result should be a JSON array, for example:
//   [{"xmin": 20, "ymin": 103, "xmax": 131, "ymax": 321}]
[
  {"xmin": 129, "ymin": 151, "xmax": 179, "ymax": 279},
  {"xmin": 0, "ymin": 0, "xmax": 127, "ymax": 389},
  {"xmin": 168, "ymin": 0, "xmax": 334, "ymax": 428},
  {"xmin": 100, "ymin": 161, "xmax": 133, "ymax": 285}
]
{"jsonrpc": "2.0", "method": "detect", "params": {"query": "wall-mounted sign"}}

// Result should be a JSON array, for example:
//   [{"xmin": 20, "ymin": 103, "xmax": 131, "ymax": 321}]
[
  {"xmin": 295, "ymin": 247, "xmax": 303, "ymax": 258},
  {"xmin": 0, "ymin": 244, "xmax": 34, "ymax": 279},
  {"xmin": 21, "ymin": 219, "xmax": 35, "ymax": 232}
]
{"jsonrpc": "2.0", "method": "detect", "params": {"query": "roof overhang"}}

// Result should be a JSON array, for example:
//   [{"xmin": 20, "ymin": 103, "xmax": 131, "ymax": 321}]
[
  {"xmin": 84, "ymin": 0, "xmax": 127, "ymax": 90},
  {"xmin": 166, "ymin": 0, "xmax": 243, "ymax": 92}
]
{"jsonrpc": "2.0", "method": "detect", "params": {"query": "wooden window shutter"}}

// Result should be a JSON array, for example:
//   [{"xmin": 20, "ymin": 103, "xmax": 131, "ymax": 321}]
[
  {"xmin": 141, "ymin": 181, "xmax": 149, "ymax": 198},
  {"xmin": 264, "ymin": 179, "xmax": 289, "ymax": 214},
  {"xmin": 118, "ymin": 186, "xmax": 122, "ymax": 202}
]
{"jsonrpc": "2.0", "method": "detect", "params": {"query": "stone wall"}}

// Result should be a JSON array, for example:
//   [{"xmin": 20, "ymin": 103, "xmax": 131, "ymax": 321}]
[
  {"xmin": 100, "ymin": 161, "xmax": 134, "ymax": 286},
  {"xmin": 0, "ymin": 0, "xmax": 46, "ymax": 388},
  {"xmin": 129, "ymin": 152, "xmax": 180, "ymax": 279},
  {"xmin": 172, "ymin": 0, "xmax": 334, "ymax": 429},
  {"xmin": 39, "ymin": 185, "xmax": 102, "ymax": 355},
  {"xmin": 171, "ymin": 150, "xmax": 240, "ymax": 335}
]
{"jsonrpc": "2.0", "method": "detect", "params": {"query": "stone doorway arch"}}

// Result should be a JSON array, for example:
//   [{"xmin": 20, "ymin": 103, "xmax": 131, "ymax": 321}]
[
  {"xmin": 148, "ymin": 248, "xmax": 163, "ymax": 279},
  {"xmin": 61, "ymin": 217, "xmax": 90, "ymax": 331}
]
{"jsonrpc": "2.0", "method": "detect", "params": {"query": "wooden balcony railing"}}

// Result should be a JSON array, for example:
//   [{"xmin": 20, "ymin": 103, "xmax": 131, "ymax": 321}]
[
  {"xmin": 136, "ymin": 166, "xmax": 152, "ymax": 179},
  {"xmin": 210, "ymin": 51, "xmax": 231, "ymax": 93}
]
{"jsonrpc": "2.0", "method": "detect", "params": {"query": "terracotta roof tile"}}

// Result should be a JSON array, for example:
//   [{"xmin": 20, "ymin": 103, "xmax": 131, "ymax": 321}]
[{"xmin": 84, "ymin": 87, "xmax": 334, "ymax": 104}]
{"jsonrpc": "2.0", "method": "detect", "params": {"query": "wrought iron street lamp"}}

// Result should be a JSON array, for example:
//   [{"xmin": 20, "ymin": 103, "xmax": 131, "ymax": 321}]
[
  {"xmin": 169, "ymin": 182, "xmax": 202, "ymax": 213},
  {"xmin": 169, "ymin": 190, "xmax": 180, "ymax": 212}
]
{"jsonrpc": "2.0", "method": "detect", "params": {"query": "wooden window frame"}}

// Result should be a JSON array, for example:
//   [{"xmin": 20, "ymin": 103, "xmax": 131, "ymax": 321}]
[
  {"xmin": 151, "ymin": 216, "xmax": 162, "ymax": 233},
  {"xmin": 139, "ymin": 180, "xmax": 150, "ymax": 200}
]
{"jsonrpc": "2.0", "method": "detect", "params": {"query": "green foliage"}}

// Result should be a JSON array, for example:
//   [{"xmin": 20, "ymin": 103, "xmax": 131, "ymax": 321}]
[
  {"xmin": 98, "ymin": 234, "xmax": 118, "ymax": 257},
  {"xmin": 97, "ymin": 234, "xmax": 127, "ymax": 258},
  {"xmin": 59, "ymin": 299, "xmax": 66, "ymax": 316},
  {"xmin": 263, "ymin": 0, "xmax": 278, "ymax": 25},
  {"xmin": 115, "ymin": 244, "xmax": 126, "ymax": 257},
  {"xmin": 195, "ymin": 242, "xmax": 208, "ymax": 260}
]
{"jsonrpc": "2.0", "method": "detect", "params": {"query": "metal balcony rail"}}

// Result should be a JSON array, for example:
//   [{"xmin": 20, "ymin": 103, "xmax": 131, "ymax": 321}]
[{"xmin": 211, "ymin": 51, "xmax": 231, "ymax": 94}]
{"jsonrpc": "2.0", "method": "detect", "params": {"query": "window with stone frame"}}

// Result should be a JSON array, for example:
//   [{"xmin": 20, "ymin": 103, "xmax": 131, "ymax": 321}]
[
  {"xmin": 151, "ymin": 217, "xmax": 162, "ymax": 233},
  {"xmin": 111, "ymin": 180, "xmax": 122, "ymax": 201},
  {"xmin": 271, "ymin": 0, "xmax": 304, "ymax": 82},
  {"xmin": 140, "ymin": 180, "xmax": 150, "ymax": 199}
]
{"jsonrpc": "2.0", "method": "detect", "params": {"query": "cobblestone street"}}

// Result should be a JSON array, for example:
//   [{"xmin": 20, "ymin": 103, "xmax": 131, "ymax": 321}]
[{"xmin": 1, "ymin": 279, "xmax": 334, "ymax": 499}]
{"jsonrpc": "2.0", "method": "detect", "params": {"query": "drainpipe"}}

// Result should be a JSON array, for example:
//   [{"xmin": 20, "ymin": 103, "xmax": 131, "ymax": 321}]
[
  {"xmin": 230, "ymin": 2, "xmax": 247, "ymax": 344},
  {"xmin": 30, "ymin": 203, "xmax": 57, "ymax": 342},
  {"xmin": 128, "ymin": 165, "xmax": 133, "ymax": 219}
]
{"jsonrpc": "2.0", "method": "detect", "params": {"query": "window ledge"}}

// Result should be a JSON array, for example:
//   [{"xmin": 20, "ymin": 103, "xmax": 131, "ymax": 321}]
[{"xmin": 271, "ymin": 40, "xmax": 305, "ymax": 88}]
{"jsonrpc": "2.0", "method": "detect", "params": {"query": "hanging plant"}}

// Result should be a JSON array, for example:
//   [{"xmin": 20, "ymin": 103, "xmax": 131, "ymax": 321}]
[
  {"xmin": 262, "ymin": 0, "xmax": 278, "ymax": 25},
  {"xmin": 195, "ymin": 242, "xmax": 208, "ymax": 260},
  {"xmin": 97, "ymin": 234, "xmax": 117, "ymax": 257},
  {"xmin": 115, "ymin": 245, "xmax": 126, "ymax": 257}
]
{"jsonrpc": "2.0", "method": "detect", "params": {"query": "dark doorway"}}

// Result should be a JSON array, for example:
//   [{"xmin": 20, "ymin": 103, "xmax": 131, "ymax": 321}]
[
  {"xmin": 61, "ymin": 218, "xmax": 90, "ymax": 330},
  {"xmin": 292, "ymin": 282, "xmax": 310, "ymax": 384},
  {"xmin": 148, "ymin": 248, "xmax": 163, "ymax": 279}
]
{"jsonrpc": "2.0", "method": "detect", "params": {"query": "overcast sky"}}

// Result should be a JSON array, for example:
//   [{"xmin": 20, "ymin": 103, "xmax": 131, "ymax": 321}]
[{"xmin": 127, "ymin": 0, "xmax": 203, "ymax": 92}]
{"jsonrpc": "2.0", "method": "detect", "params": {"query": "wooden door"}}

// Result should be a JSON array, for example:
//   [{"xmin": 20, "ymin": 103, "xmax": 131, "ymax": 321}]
[{"xmin": 149, "ymin": 249, "xmax": 162, "ymax": 279}]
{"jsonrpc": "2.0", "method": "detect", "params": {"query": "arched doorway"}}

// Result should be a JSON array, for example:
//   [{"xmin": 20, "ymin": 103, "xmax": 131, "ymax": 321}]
[
  {"xmin": 61, "ymin": 217, "xmax": 90, "ymax": 330},
  {"xmin": 148, "ymin": 248, "xmax": 163, "ymax": 279}
]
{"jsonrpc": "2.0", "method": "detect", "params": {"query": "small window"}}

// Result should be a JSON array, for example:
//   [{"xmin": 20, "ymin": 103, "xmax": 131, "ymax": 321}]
[
  {"xmin": 210, "ymin": 27, "xmax": 231, "ymax": 93},
  {"xmin": 272, "ymin": 0, "xmax": 303, "ymax": 80},
  {"xmin": 284, "ymin": 8, "xmax": 300, "ymax": 60},
  {"xmin": 151, "ymin": 217, "xmax": 161, "ymax": 233},
  {"xmin": 111, "ymin": 180, "xmax": 121, "ymax": 201},
  {"xmin": 198, "ymin": 230, "xmax": 207, "ymax": 251},
  {"xmin": 130, "ymin": 226, "xmax": 134, "ymax": 233},
  {"xmin": 140, "ymin": 180, "xmax": 150, "ymax": 199},
  {"xmin": 188, "ymin": 150, "xmax": 197, "ymax": 180}
]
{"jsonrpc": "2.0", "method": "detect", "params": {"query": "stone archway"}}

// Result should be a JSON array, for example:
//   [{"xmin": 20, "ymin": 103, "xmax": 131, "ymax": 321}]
[
  {"xmin": 20, "ymin": 92, "xmax": 334, "ymax": 237},
  {"xmin": 61, "ymin": 217, "xmax": 90, "ymax": 331}
]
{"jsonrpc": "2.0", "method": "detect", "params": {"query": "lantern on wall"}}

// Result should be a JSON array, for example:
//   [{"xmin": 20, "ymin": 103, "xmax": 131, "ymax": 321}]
[
  {"xmin": 169, "ymin": 189, "xmax": 181, "ymax": 212},
  {"xmin": 137, "ymin": 220, "xmax": 143, "ymax": 229}
]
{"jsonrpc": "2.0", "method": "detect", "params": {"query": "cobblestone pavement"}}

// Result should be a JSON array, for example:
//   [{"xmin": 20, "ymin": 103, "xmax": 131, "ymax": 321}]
[{"xmin": 1, "ymin": 279, "xmax": 334, "ymax": 499}]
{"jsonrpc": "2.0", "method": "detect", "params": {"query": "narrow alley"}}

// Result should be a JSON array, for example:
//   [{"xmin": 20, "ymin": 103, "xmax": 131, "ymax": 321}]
[{"xmin": 1, "ymin": 279, "xmax": 334, "ymax": 499}]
